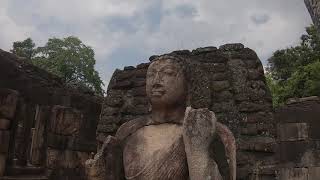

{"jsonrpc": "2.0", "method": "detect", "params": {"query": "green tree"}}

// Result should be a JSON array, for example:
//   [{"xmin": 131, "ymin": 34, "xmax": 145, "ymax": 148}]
[
  {"xmin": 10, "ymin": 38, "xmax": 36, "ymax": 59},
  {"xmin": 11, "ymin": 36, "xmax": 105, "ymax": 95},
  {"xmin": 267, "ymin": 25, "xmax": 320, "ymax": 107}
]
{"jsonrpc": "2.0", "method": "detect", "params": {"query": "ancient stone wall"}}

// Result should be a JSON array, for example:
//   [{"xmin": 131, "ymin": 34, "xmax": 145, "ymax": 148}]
[
  {"xmin": 276, "ymin": 96, "xmax": 320, "ymax": 180},
  {"xmin": 305, "ymin": 0, "xmax": 320, "ymax": 31},
  {"xmin": 0, "ymin": 89, "xmax": 18, "ymax": 177},
  {"xmin": 99, "ymin": 44, "xmax": 276, "ymax": 180},
  {"xmin": 0, "ymin": 49, "xmax": 102, "ymax": 180}
]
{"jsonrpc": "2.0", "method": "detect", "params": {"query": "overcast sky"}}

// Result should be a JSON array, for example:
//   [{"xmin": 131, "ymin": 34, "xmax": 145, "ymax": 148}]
[{"xmin": 0, "ymin": 0, "xmax": 313, "ymax": 88}]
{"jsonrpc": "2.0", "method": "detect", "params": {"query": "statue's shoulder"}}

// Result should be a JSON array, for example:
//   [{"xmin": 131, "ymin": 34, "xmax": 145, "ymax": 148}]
[{"xmin": 115, "ymin": 116, "xmax": 152, "ymax": 141}]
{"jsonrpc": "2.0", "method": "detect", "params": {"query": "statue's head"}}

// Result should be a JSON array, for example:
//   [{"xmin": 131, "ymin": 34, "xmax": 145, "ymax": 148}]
[{"xmin": 146, "ymin": 55, "xmax": 187, "ymax": 108}]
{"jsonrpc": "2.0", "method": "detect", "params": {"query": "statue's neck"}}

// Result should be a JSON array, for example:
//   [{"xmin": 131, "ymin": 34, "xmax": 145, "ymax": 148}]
[{"xmin": 151, "ymin": 105, "xmax": 186, "ymax": 124}]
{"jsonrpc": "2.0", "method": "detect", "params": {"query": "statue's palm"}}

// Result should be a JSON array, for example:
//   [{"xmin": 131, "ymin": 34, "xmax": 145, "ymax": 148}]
[{"xmin": 182, "ymin": 107, "xmax": 217, "ymax": 151}]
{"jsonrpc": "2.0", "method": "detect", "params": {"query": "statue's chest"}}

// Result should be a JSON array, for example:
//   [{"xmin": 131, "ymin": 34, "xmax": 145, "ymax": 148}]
[{"xmin": 123, "ymin": 124, "xmax": 188, "ymax": 180}]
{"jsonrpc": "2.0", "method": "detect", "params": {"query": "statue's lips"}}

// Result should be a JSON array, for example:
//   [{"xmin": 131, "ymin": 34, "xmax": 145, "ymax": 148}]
[{"xmin": 151, "ymin": 89, "xmax": 165, "ymax": 96}]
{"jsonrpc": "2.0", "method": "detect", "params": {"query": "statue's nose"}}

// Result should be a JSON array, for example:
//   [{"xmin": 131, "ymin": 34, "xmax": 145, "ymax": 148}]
[{"xmin": 153, "ymin": 72, "xmax": 163, "ymax": 84}]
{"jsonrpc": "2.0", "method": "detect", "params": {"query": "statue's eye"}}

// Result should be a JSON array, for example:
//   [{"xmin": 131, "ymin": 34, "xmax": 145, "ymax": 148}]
[
  {"xmin": 147, "ymin": 72, "xmax": 155, "ymax": 77},
  {"xmin": 164, "ymin": 69, "xmax": 175, "ymax": 76}
]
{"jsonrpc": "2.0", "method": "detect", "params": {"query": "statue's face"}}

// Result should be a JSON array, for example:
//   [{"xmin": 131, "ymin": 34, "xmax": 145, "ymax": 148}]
[{"xmin": 146, "ymin": 59, "xmax": 187, "ymax": 107}]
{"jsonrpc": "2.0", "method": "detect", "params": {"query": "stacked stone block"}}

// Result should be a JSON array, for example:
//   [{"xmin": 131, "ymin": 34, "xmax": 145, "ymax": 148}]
[
  {"xmin": 47, "ymin": 106, "xmax": 93, "ymax": 180},
  {"xmin": 99, "ymin": 44, "xmax": 276, "ymax": 179},
  {"xmin": 0, "ymin": 49, "xmax": 102, "ymax": 180},
  {"xmin": 276, "ymin": 96, "xmax": 320, "ymax": 180},
  {"xmin": 0, "ymin": 89, "xmax": 18, "ymax": 176}
]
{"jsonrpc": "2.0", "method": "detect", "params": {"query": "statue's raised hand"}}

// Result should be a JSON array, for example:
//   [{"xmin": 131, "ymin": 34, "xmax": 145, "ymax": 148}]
[
  {"xmin": 182, "ymin": 107, "xmax": 220, "ymax": 180},
  {"xmin": 182, "ymin": 107, "xmax": 217, "ymax": 153}
]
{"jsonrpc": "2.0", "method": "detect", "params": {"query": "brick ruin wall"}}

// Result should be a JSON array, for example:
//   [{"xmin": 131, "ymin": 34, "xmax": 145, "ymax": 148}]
[
  {"xmin": 276, "ymin": 96, "xmax": 320, "ymax": 180},
  {"xmin": 0, "ymin": 49, "xmax": 102, "ymax": 180},
  {"xmin": 99, "ymin": 44, "xmax": 277, "ymax": 180}
]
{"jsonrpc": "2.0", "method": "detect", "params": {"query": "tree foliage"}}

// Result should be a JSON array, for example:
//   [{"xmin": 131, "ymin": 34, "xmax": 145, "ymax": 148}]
[
  {"xmin": 11, "ymin": 36, "xmax": 104, "ymax": 95},
  {"xmin": 10, "ymin": 38, "xmax": 36, "ymax": 60},
  {"xmin": 267, "ymin": 25, "xmax": 320, "ymax": 107}
]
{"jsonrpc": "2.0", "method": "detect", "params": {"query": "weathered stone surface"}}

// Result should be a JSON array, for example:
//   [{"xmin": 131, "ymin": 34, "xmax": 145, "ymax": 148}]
[
  {"xmin": 47, "ymin": 133, "xmax": 96, "ymax": 152},
  {"xmin": 240, "ymin": 123, "xmax": 258, "ymax": 135},
  {"xmin": 248, "ymin": 69, "xmax": 263, "ymax": 80},
  {"xmin": 132, "ymin": 78, "xmax": 146, "ymax": 87},
  {"xmin": 192, "ymin": 46, "xmax": 218, "ymax": 54},
  {"xmin": 219, "ymin": 43, "xmax": 244, "ymax": 51},
  {"xmin": 211, "ymin": 100, "xmax": 234, "ymax": 113},
  {"xmin": 0, "ymin": 153, "xmax": 6, "ymax": 176},
  {"xmin": 278, "ymin": 123, "xmax": 308, "ymax": 142},
  {"xmin": 212, "ymin": 81, "xmax": 230, "ymax": 92},
  {"xmin": 123, "ymin": 66, "xmax": 135, "ymax": 71},
  {"xmin": 279, "ymin": 168, "xmax": 308, "ymax": 180},
  {"xmin": 188, "ymin": 62, "xmax": 212, "ymax": 109},
  {"xmin": 227, "ymin": 59, "xmax": 248, "ymax": 95},
  {"xmin": 47, "ymin": 133, "xmax": 68, "ymax": 150},
  {"xmin": 0, "ymin": 119, "xmax": 10, "ymax": 130},
  {"xmin": 50, "ymin": 106, "xmax": 83, "ymax": 136},
  {"xmin": 0, "ymin": 89, "xmax": 18, "ymax": 119},
  {"xmin": 275, "ymin": 100, "xmax": 320, "ymax": 124},
  {"xmin": 135, "ymin": 69, "xmax": 148, "ymax": 78},
  {"xmin": 136, "ymin": 63, "xmax": 150, "ymax": 69},
  {"xmin": 85, "ymin": 136, "xmax": 123, "ymax": 180},
  {"xmin": 239, "ymin": 137, "xmax": 276, "ymax": 153},
  {"xmin": 30, "ymin": 106, "xmax": 50, "ymax": 165},
  {"xmin": 203, "ymin": 63, "xmax": 227, "ymax": 73},
  {"xmin": 102, "ymin": 107, "xmax": 119, "ymax": 116},
  {"xmin": 305, "ymin": 0, "xmax": 320, "ymax": 31},
  {"xmin": 276, "ymin": 97, "xmax": 320, "ymax": 179},
  {"xmin": 215, "ymin": 90, "xmax": 233, "ymax": 102},
  {"xmin": 279, "ymin": 141, "xmax": 309, "ymax": 165},
  {"xmin": 0, "ymin": 50, "xmax": 102, "ymax": 180},
  {"xmin": 308, "ymin": 167, "xmax": 320, "ymax": 180},
  {"xmin": 212, "ymin": 72, "xmax": 229, "ymax": 81},
  {"xmin": 47, "ymin": 148, "xmax": 90, "ymax": 179},
  {"xmin": 97, "ymin": 45, "xmax": 274, "ymax": 179},
  {"xmin": 47, "ymin": 148, "xmax": 90, "ymax": 169},
  {"xmin": 96, "ymin": 123, "xmax": 118, "ymax": 134},
  {"xmin": 245, "ymin": 112, "xmax": 273, "ymax": 124},
  {"xmin": 239, "ymin": 101, "xmax": 269, "ymax": 112},
  {"xmin": 104, "ymin": 91, "xmax": 123, "ymax": 107},
  {"xmin": 130, "ymin": 87, "xmax": 146, "ymax": 97},
  {"xmin": 0, "ymin": 130, "xmax": 10, "ymax": 153}
]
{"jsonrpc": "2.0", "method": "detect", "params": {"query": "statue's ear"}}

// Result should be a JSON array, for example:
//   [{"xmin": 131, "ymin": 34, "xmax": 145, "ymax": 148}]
[{"xmin": 211, "ymin": 122, "xmax": 237, "ymax": 180}]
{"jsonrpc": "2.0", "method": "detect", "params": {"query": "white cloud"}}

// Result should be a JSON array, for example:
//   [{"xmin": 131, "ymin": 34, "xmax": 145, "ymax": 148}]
[
  {"xmin": 0, "ymin": 0, "xmax": 313, "ymax": 87},
  {"xmin": 0, "ymin": 0, "xmax": 35, "ymax": 50}
]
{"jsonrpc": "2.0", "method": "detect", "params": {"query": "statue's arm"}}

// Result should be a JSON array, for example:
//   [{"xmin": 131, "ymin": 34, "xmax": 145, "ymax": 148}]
[
  {"xmin": 183, "ymin": 107, "xmax": 219, "ymax": 180},
  {"xmin": 183, "ymin": 107, "xmax": 236, "ymax": 180},
  {"xmin": 85, "ymin": 135, "xmax": 124, "ymax": 180},
  {"xmin": 214, "ymin": 122, "xmax": 236, "ymax": 180},
  {"xmin": 85, "ymin": 117, "xmax": 150, "ymax": 180}
]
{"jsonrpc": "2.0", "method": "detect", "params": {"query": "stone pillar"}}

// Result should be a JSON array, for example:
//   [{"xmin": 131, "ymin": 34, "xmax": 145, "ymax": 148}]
[
  {"xmin": 305, "ymin": 0, "xmax": 320, "ymax": 30},
  {"xmin": 13, "ymin": 101, "xmax": 35, "ymax": 166},
  {"xmin": 30, "ymin": 105, "xmax": 50, "ymax": 166},
  {"xmin": 0, "ymin": 89, "xmax": 18, "ymax": 176},
  {"xmin": 47, "ymin": 105, "xmax": 91, "ymax": 180}
]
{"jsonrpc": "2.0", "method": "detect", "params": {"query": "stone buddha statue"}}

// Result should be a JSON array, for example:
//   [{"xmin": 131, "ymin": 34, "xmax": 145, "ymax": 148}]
[{"xmin": 86, "ymin": 55, "xmax": 236, "ymax": 180}]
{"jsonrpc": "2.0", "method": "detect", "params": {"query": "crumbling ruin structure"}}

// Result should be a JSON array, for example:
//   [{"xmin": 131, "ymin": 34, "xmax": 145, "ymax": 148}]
[
  {"xmin": 98, "ymin": 44, "xmax": 277, "ymax": 180},
  {"xmin": 0, "ymin": 50, "xmax": 102, "ymax": 180},
  {"xmin": 276, "ymin": 96, "xmax": 320, "ymax": 179},
  {"xmin": 0, "ymin": 43, "xmax": 319, "ymax": 179}
]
